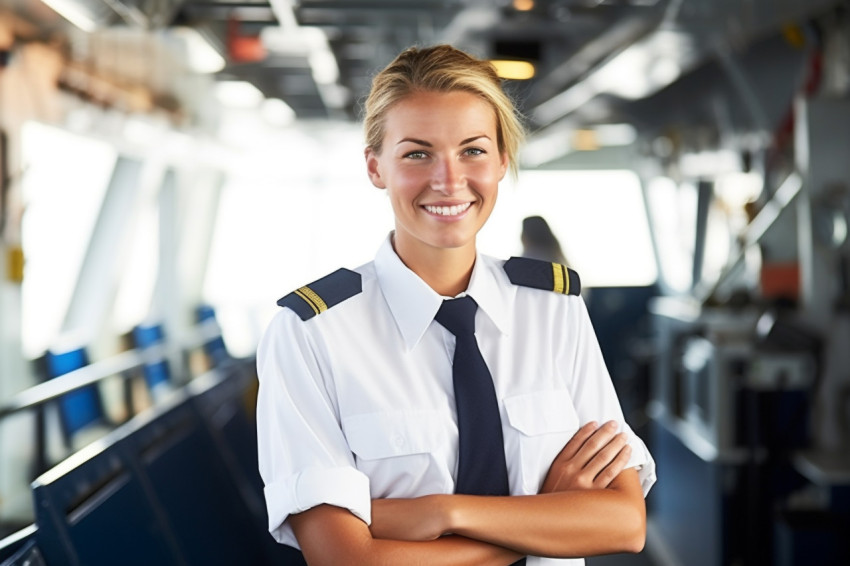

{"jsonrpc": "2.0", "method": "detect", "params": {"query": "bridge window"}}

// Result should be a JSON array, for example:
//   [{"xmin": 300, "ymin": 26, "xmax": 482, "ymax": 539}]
[
  {"xmin": 20, "ymin": 122, "xmax": 117, "ymax": 357},
  {"xmin": 482, "ymin": 169, "xmax": 658, "ymax": 288}
]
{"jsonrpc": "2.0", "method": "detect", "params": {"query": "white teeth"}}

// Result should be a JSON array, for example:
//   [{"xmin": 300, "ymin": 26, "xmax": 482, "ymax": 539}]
[{"xmin": 424, "ymin": 202, "xmax": 472, "ymax": 216}]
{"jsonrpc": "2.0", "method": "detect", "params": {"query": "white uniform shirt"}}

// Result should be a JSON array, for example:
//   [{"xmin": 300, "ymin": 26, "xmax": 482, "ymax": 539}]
[{"xmin": 257, "ymin": 235, "xmax": 656, "ymax": 565}]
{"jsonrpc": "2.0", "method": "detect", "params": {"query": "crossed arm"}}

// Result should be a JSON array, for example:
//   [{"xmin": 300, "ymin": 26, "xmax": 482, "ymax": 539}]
[{"xmin": 290, "ymin": 421, "xmax": 646, "ymax": 565}]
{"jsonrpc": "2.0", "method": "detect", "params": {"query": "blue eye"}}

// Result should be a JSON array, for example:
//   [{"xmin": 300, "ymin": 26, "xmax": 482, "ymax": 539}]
[
  {"xmin": 464, "ymin": 147, "xmax": 485, "ymax": 156},
  {"xmin": 404, "ymin": 150, "xmax": 428, "ymax": 159}
]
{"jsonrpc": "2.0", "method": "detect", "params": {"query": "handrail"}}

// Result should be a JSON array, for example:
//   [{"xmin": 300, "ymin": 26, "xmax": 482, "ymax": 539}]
[
  {"xmin": 699, "ymin": 171, "xmax": 803, "ymax": 302},
  {"xmin": 0, "ymin": 523, "xmax": 37, "ymax": 550},
  {"xmin": 0, "ymin": 326, "xmax": 230, "ymax": 478},
  {"xmin": 0, "ymin": 350, "xmax": 144, "ymax": 421},
  {"xmin": 0, "ymin": 320, "xmax": 230, "ymax": 423},
  {"xmin": 742, "ymin": 171, "xmax": 803, "ymax": 248}
]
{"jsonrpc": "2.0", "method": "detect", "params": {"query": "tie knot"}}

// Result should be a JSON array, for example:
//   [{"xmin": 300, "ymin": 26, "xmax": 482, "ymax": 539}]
[{"xmin": 435, "ymin": 296, "xmax": 478, "ymax": 336}]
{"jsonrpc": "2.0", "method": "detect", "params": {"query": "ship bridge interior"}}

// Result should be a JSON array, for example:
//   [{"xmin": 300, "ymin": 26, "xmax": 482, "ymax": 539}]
[{"xmin": 2, "ymin": 1, "xmax": 850, "ymax": 565}]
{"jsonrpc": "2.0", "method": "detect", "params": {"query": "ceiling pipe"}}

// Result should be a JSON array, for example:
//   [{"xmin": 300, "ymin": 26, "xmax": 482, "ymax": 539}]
[{"xmin": 267, "ymin": 0, "xmax": 347, "ymax": 115}]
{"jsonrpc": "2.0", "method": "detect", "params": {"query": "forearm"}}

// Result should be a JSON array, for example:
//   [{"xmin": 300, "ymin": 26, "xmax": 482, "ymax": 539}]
[
  {"xmin": 291, "ymin": 503, "xmax": 523, "ymax": 566},
  {"xmin": 448, "ymin": 485, "xmax": 645, "ymax": 557},
  {"xmin": 372, "ymin": 469, "xmax": 645, "ymax": 558},
  {"xmin": 363, "ymin": 536, "xmax": 521, "ymax": 566}
]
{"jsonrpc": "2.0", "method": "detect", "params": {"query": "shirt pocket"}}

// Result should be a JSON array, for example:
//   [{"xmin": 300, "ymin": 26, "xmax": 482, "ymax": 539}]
[
  {"xmin": 342, "ymin": 410, "xmax": 452, "ymax": 497},
  {"xmin": 504, "ymin": 390, "xmax": 580, "ymax": 493}
]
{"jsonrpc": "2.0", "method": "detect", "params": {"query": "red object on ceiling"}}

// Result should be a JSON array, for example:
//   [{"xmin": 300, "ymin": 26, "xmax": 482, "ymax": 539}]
[{"xmin": 227, "ymin": 17, "xmax": 267, "ymax": 63}]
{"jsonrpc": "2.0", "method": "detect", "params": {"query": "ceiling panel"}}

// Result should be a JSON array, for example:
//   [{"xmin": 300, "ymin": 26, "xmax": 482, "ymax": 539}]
[{"xmin": 3, "ymin": 0, "xmax": 846, "ymax": 134}]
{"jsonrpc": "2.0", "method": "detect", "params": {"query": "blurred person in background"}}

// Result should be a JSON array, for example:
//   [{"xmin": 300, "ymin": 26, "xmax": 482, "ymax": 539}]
[{"xmin": 521, "ymin": 215, "xmax": 568, "ymax": 266}]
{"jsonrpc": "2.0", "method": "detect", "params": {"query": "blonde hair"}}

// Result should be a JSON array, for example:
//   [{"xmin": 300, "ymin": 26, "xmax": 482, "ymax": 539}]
[{"xmin": 363, "ymin": 44, "xmax": 525, "ymax": 176}]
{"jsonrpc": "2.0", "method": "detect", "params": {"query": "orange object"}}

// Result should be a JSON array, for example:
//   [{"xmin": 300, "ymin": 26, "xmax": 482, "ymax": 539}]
[
  {"xmin": 227, "ymin": 17, "xmax": 267, "ymax": 63},
  {"xmin": 760, "ymin": 262, "xmax": 799, "ymax": 300},
  {"xmin": 229, "ymin": 36, "xmax": 266, "ymax": 63}
]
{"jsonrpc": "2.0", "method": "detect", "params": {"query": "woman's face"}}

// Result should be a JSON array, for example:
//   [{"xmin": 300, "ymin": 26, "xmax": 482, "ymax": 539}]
[{"xmin": 365, "ymin": 90, "xmax": 508, "ymax": 261}]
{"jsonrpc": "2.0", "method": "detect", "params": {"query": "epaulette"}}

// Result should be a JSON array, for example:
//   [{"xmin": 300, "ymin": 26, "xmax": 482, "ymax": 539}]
[
  {"xmin": 503, "ymin": 257, "xmax": 581, "ymax": 296},
  {"xmin": 277, "ymin": 268, "xmax": 362, "ymax": 320}
]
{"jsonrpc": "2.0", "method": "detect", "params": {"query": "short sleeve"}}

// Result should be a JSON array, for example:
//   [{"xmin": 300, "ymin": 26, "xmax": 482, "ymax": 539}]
[
  {"xmin": 563, "ymin": 297, "xmax": 657, "ymax": 496},
  {"xmin": 256, "ymin": 309, "xmax": 371, "ymax": 546}
]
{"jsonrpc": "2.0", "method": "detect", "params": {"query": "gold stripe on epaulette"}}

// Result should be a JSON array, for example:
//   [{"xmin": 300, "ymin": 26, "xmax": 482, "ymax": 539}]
[
  {"xmin": 552, "ymin": 262, "xmax": 565, "ymax": 294},
  {"xmin": 293, "ymin": 289, "xmax": 319, "ymax": 315},
  {"xmin": 296, "ymin": 286, "xmax": 328, "ymax": 314}
]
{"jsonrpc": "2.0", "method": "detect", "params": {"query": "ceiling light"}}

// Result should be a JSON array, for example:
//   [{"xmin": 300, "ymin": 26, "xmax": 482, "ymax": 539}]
[
  {"xmin": 309, "ymin": 48, "xmax": 339, "ymax": 85},
  {"xmin": 571, "ymin": 129, "xmax": 599, "ymax": 151},
  {"xmin": 490, "ymin": 60, "xmax": 535, "ymax": 80},
  {"xmin": 123, "ymin": 116, "xmax": 164, "ymax": 145},
  {"xmin": 592, "ymin": 30, "xmax": 690, "ymax": 100},
  {"xmin": 532, "ymin": 81, "xmax": 598, "ymax": 125},
  {"xmin": 593, "ymin": 123, "xmax": 637, "ymax": 146},
  {"xmin": 40, "ymin": 0, "xmax": 98, "ymax": 32},
  {"xmin": 261, "ymin": 98, "xmax": 296, "ymax": 127},
  {"xmin": 215, "ymin": 81, "xmax": 264, "ymax": 108},
  {"xmin": 262, "ymin": 26, "xmax": 339, "ymax": 87},
  {"xmin": 571, "ymin": 123, "xmax": 638, "ymax": 151},
  {"xmin": 715, "ymin": 172, "xmax": 763, "ymax": 208},
  {"xmin": 521, "ymin": 122, "xmax": 574, "ymax": 167},
  {"xmin": 532, "ymin": 29, "xmax": 694, "ymax": 124},
  {"xmin": 521, "ymin": 121, "xmax": 637, "ymax": 166},
  {"xmin": 513, "ymin": 0, "xmax": 535, "ymax": 11},
  {"xmin": 317, "ymin": 84, "xmax": 350, "ymax": 110},
  {"xmin": 680, "ymin": 149, "xmax": 741, "ymax": 178},
  {"xmin": 166, "ymin": 27, "xmax": 226, "ymax": 74},
  {"xmin": 593, "ymin": 50, "xmax": 682, "ymax": 99},
  {"xmin": 264, "ymin": 0, "xmax": 344, "ymax": 112},
  {"xmin": 260, "ymin": 26, "xmax": 310, "ymax": 56}
]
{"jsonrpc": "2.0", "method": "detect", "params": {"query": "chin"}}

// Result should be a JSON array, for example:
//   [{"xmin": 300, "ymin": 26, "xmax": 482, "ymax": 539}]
[
  {"xmin": 427, "ymin": 233, "xmax": 476, "ymax": 250},
  {"xmin": 396, "ymin": 222, "xmax": 480, "ymax": 253}
]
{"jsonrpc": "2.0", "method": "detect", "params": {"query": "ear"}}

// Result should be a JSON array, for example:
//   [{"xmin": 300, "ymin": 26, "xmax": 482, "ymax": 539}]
[
  {"xmin": 365, "ymin": 147, "xmax": 387, "ymax": 189},
  {"xmin": 498, "ymin": 151, "xmax": 509, "ymax": 181}
]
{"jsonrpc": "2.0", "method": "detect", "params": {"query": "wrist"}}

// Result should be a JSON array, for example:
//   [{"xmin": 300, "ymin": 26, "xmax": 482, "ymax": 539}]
[
  {"xmin": 441, "ymin": 493, "xmax": 472, "ymax": 536},
  {"xmin": 433, "ymin": 493, "xmax": 460, "ymax": 536}
]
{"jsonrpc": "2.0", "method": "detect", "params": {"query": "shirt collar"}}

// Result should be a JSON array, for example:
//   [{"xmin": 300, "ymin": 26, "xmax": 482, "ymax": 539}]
[
  {"xmin": 374, "ymin": 234, "xmax": 513, "ymax": 351},
  {"xmin": 466, "ymin": 251, "xmax": 513, "ymax": 337}
]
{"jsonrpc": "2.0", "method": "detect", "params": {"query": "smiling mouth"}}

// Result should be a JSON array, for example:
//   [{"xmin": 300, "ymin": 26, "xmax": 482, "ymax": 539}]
[{"xmin": 423, "ymin": 202, "xmax": 472, "ymax": 216}]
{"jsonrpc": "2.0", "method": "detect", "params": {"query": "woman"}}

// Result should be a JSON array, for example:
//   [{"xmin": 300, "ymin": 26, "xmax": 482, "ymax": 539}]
[
  {"xmin": 521, "ymin": 215, "xmax": 569, "ymax": 266},
  {"xmin": 256, "ymin": 44, "xmax": 656, "ymax": 565}
]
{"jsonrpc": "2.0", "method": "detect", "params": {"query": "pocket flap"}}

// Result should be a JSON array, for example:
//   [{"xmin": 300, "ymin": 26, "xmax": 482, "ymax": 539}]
[
  {"xmin": 504, "ymin": 390, "xmax": 578, "ymax": 436},
  {"xmin": 343, "ymin": 411, "xmax": 446, "ymax": 460}
]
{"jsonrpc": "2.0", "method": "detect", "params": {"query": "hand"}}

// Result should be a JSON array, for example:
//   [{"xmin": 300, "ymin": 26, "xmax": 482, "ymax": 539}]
[
  {"xmin": 370, "ymin": 495, "xmax": 449, "ymax": 541},
  {"xmin": 540, "ymin": 420, "xmax": 632, "ymax": 493}
]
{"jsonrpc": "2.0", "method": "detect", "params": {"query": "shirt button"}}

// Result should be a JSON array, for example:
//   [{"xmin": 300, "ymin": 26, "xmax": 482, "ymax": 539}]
[{"xmin": 392, "ymin": 433, "xmax": 405, "ymax": 449}]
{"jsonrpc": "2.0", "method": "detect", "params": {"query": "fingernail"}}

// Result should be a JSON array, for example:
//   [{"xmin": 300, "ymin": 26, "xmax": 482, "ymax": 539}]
[{"xmin": 606, "ymin": 421, "xmax": 618, "ymax": 429}]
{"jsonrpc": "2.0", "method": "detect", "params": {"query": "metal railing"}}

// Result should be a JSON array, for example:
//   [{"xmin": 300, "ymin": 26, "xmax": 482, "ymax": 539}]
[
  {"xmin": 0, "ymin": 326, "xmax": 227, "ymax": 478},
  {"xmin": 0, "ymin": 351, "xmax": 147, "ymax": 476}
]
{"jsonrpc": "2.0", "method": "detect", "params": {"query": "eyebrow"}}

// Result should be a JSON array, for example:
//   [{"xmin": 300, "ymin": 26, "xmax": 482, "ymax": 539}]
[{"xmin": 396, "ymin": 135, "xmax": 491, "ymax": 147}]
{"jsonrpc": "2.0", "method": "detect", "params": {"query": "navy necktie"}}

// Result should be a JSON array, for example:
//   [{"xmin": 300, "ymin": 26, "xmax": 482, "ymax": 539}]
[
  {"xmin": 437, "ymin": 298, "xmax": 526, "ymax": 564},
  {"xmin": 435, "ymin": 296, "xmax": 510, "ymax": 496}
]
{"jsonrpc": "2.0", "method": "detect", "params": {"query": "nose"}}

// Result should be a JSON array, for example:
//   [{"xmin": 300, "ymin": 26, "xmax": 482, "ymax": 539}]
[{"xmin": 430, "ymin": 157, "xmax": 465, "ymax": 194}]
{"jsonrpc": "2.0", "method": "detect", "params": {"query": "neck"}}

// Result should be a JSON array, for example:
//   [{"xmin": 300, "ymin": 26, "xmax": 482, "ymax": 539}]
[{"xmin": 392, "ymin": 236, "xmax": 476, "ymax": 297}]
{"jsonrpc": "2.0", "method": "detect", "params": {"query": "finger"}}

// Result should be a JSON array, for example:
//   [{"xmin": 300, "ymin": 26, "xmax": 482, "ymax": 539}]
[
  {"xmin": 580, "ymin": 431, "xmax": 629, "ymax": 479},
  {"xmin": 573, "ymin": 420, "xmax": 620, "ymax": 463},
  {"xmin": 592, "ymin": 444, "xmax": 632, "ymax": 488},
  {"xmin": 551, "ymin": 421, "xmax": 599, "ymax": 464}
]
